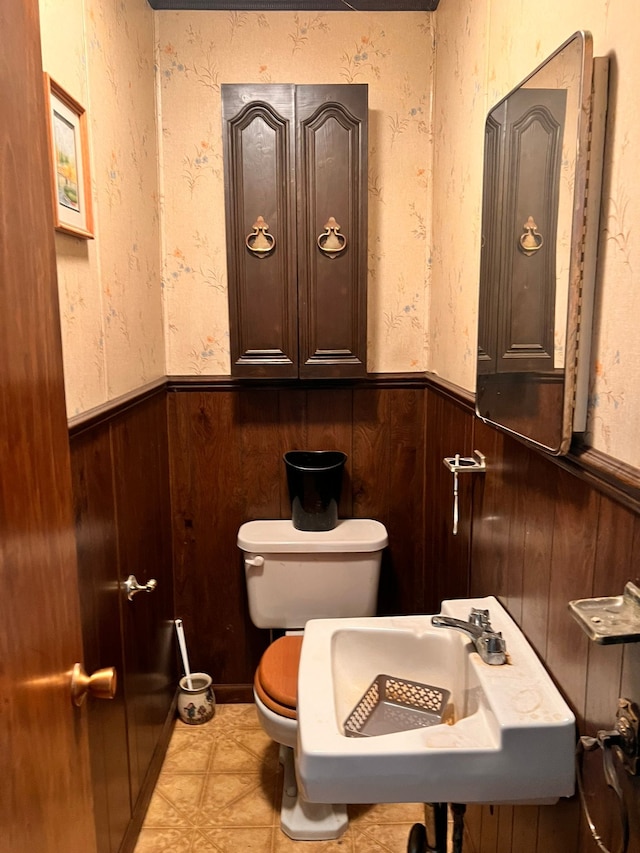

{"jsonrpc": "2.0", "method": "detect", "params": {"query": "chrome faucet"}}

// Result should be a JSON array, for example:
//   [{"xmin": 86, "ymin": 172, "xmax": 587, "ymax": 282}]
[{"xmin": 431, "ymin": 607, "xmax": 507, "ymax": 665}]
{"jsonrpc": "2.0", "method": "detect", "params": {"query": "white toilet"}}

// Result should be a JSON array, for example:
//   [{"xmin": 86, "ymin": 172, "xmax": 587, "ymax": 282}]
[{"xmin": 238, "ymin": 517, "xmax": 388, "ymax": 841}]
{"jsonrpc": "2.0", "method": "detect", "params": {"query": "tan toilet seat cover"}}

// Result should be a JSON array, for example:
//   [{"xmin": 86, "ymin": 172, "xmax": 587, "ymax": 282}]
[{"xmin": 255, "ymin": 635, "xmax": 302, "ymax": 721}]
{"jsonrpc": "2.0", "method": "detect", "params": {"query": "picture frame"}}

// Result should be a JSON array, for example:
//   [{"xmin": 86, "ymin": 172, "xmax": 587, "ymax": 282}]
[{"xmin": 43, "ymin": 74, "xmax": 94, "ymax": 239}]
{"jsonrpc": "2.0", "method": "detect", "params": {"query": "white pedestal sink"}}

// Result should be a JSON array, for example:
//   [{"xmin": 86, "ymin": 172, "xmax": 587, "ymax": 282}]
[{"xmin": 296, "ymin": 596, "xmax": 575, "ymax": 805}]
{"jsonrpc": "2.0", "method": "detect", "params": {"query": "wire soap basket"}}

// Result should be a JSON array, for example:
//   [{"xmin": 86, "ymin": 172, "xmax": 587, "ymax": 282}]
[{"xmin": 343, "ymin": 674, "xmax": 452, "ymax": 738}]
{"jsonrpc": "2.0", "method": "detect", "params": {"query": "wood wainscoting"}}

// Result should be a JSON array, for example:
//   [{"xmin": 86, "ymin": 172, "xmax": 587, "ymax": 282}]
[
  {"xmin": 167, "ymin": 377, "xmax": 430, "ymax": 700},
  {"xmin": 464, "ymin": 414, "xmax": 640, "ymax": 853},
  {"xmin": 69, "ymin": 375, "xmax": 640, "ymax": 853},
  {"xmin": 167, "ymin": 376, "xmax": 640, "ymax": 853},
  {"xmin": 69, "ymin": 386, "xmax": 176, "ymax": 853}
]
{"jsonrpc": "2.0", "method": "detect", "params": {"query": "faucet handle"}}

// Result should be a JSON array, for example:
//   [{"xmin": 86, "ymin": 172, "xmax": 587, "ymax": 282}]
[
  {"xmin": 469, "ymin": 608, "xmax": 491, "ymax": 629},
  {"xmin": 478, "ymin": 631, "xmax": 507, "ymax": 665}
]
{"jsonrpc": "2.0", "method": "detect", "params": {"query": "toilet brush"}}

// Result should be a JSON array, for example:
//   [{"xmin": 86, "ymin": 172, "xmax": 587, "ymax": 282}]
[{"xmin": 174, "ymin": 618, "xmax": 193, "ymax": 689}]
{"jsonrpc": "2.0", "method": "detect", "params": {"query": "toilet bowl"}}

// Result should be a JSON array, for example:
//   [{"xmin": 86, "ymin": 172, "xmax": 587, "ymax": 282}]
[
  {"xmin": 238, "ymin": 518, "xmax": 388, "ymax": 841},
  {"xmin": 253, "ymin": 635, "xmax": 348, "ymax": 840},
  {"xmin": 254, "ymin": 634, "xmax": 300, "ymax": 722}
]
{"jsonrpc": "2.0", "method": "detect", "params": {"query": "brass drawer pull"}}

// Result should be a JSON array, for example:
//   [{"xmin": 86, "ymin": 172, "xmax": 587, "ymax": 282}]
[
  {"xmin": 518, "ymin": 215, "xmax": 544, "ymax": 255},
  {"xmin": 245, "ymin": 215, "xmax": 275, "ymax": 257},
  {"xmin": 317, "ymin": 216, "xmax": 347, "ymax": 258}
]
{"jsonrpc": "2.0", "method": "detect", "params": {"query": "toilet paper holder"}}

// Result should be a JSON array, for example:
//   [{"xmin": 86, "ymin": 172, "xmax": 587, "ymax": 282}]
[
  {"xmin": 443, "ymin": 449, "xmax": 486, "ymax": 474},
  {"xmin": 442, "ymin": 450, "xmax": 486, "ymax": 536}
]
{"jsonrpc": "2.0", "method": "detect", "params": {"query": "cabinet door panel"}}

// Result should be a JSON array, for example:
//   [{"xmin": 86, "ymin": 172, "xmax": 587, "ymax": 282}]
[
  {"xmin": 224, "ymin": 84, "xmax": 367, "ymax": 379},
  {"xmin": 297, "ymin": 84, "xmax": 368, "ymax": 378},
  {"xmin": 223, "ymin": 85, "xmax": 298, "ymax": 377},
  {"xmin": 498, "ymin": 87, "xmax": 566, "ymax": 373}
]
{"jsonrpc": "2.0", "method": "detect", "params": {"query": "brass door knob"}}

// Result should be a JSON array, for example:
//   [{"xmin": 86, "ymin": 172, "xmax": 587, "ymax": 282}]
[{"xmin": 71, "ymin": 663, "xmax": 117, "ymax": 707}]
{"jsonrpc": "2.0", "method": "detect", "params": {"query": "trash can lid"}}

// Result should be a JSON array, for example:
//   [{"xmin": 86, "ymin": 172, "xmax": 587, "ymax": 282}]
[{"xmin": 237, "ymin": 518, "xmax": 388, "ymax": 553}]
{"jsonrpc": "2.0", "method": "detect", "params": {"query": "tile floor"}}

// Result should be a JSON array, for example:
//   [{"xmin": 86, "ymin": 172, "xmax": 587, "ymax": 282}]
[{"xmin": 134, "ymin": 703, "xmax": 431, "ymax": 853}]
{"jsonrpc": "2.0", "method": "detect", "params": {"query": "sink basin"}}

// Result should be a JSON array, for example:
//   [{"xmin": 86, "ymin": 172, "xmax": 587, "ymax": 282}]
[{"xmin": 296, "ymin": 596, "xmax": 575, "ymax": 805}]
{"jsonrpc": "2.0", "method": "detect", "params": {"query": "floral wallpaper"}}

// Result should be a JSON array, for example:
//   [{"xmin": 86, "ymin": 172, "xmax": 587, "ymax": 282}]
[
  {"xmin": 38, "ymin": 0, "xmax": 640, "ymax": 468},
  {"xmin": 156, "ymin": 11, "xmax": 435, "ymax": 376},
  {"xmin": 39, "ymin": 0, "xmax": 164, "ymax": 416}
]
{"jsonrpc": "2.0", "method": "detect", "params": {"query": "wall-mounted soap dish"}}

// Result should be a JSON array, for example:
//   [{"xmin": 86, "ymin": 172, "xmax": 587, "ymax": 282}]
[{"xmin": 569, "ymin": 581, "xmax": 640, "ymax": 644}]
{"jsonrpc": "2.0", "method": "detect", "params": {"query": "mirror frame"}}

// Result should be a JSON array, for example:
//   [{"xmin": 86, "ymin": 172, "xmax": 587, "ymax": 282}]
[{"xmin": 475, "ymin": 31, "xmax": 602, "ymax": 455}]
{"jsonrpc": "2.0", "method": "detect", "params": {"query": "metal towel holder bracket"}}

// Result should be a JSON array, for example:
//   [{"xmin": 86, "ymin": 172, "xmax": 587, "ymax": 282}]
[{"xmin": 442, "ymin": 450, "xmax": 486, "ymax": 536}]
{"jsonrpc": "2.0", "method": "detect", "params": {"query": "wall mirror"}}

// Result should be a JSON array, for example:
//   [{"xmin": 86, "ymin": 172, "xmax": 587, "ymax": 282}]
[{"xmin": 476, "ymin": 31, "xmax": 607, "ymax": 455}]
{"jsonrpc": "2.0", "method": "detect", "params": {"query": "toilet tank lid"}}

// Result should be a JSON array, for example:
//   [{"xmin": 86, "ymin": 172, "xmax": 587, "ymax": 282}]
[{"xmin": 237, "ymin": 519, "xmax": 388, "ymax": 553}]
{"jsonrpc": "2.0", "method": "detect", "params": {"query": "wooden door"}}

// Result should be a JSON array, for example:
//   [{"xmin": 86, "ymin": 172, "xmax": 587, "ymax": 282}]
[{"xmin": 0, "ymin": 1, "xmax": 97, "ymax": 850}]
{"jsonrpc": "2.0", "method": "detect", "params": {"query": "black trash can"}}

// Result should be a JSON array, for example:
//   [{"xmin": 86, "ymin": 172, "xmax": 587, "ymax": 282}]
[{"xmin": 284, "ymin": 450, "xmax": 347, "ymax": 531}]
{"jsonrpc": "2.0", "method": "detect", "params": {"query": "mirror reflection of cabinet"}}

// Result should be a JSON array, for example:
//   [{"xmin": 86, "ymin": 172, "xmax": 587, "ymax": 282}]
[
  {"xmin": 476, "ymin": 32, "xmax": 608, "ymax": 455},
  {"xmin": 222, "ymin": 84, "xmax": 368, "ymax": 379},
  {"xmin": 478, "ymin": 88, "xmax": 566, "ymax": 376}
]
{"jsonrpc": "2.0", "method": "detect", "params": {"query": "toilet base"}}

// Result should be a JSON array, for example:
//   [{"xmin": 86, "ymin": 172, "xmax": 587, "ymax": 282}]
[{"xmin": 279, "ymin": 745, "xmax": 348, "ymax": 841}]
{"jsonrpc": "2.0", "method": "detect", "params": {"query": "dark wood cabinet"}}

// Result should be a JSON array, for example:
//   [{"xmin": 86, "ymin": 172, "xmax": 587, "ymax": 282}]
[{"xmin": 222, "ymin": 83, "xmax": 368, "ymax": 379}]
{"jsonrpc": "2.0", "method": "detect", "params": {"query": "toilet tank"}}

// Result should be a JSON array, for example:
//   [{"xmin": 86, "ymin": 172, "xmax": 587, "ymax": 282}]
[{"xmin": 238, "ymin": 519, "xmax": 388, "ymax": 629}]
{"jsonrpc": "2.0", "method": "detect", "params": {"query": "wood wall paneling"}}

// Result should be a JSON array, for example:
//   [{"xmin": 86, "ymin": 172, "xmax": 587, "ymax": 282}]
[
  {"xmin": 71, "ymin": 425, "xmax": 130, "ymax": 853},
  {"xmin": 423, "ymin": 390, "xmax": 474, "ymax": 612},
  {"xmin": 469, "ymin": 419, "xmax": 509, "ymax": 601},
  {"xmin": 544, "ymin": 468, "xmax": 599, "ymax": 724},
  {"xmin": 512, "ymin": 447, "xmax": 557, "ymax": 661},
  {"xmin": 111, "ymin": 393, "xmax": 175, "ymax": 805},
  {"xmin": 577, "ymin": 497, "xmax": 636, "ymax": 850},
  {"xmin": 70, "ymin": 391, "xmax": 176, "ymax": 853},
  {"xmin": 455, "ymin": 388, "xmax": 640, "ymax": 853},
  {"xmin": 168, "ymin": 385, "xmax": 429, "ymax": 693},
  {"xmin": 73, "ymin": 377, "xmax": 640, "ymax": 853},
  {"xmin": 277, "ymin": 388, "xmax": 310, "ymax": 518},
  {"xmin": 352, "ymin": 388, "xmax": 395, "ymax": 611},
  {"xmin": 383, "ymin": 388, "xmax": 427, "ymax": 614},
  {"xmin": 168, "ymin": 391, "xmax": 267, "ymax": 696},
  {"xmin": 239, "ymin": 390, "xmax": 283, "ymax": 521}
]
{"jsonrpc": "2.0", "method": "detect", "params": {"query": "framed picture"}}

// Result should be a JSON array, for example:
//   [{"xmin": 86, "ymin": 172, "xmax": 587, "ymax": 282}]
[{"xmin": 43, "ymin": 74, "xmax": 94, "ymax": 239}]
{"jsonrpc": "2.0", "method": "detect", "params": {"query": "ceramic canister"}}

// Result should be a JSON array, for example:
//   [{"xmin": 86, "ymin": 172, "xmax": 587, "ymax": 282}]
[{"xmin": 177, "ymin": 672, "xmax": 215, "ymax": 725}]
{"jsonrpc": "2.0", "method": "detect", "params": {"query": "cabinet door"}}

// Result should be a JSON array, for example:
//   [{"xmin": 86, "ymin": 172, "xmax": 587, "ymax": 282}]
[
  {"xmin": 479, "ymin": 89, "xmax": 567, "ymax": 376},
  {"xmin": 222, "ymin": 84, "xmax": 298, "ymax": 378},
  {"xmin": 296, "ymin": 84, "xmax": 368, "ymax": 378},
  {"xmin": 497, "ymin": 88, "xmax": 567, "ymax": 374},
  {"xmin": 223, "ymin": 84, "xmax": 368, "ymax": 379}
]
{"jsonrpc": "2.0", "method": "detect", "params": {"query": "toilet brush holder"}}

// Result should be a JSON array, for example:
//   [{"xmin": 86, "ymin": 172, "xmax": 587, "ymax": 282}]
[{"xmin": 177, "ymin": 672, "xmax": 216, "ymax": 725}]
